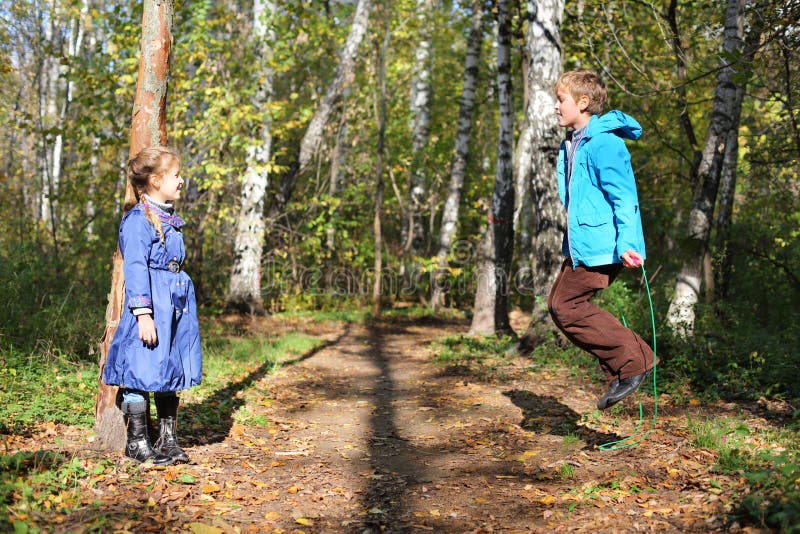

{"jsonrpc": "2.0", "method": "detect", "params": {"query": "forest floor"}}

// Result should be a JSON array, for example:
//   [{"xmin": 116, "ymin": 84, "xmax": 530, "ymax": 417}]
[{"xmin": 2, "ymin": 311, "xmax": 792, "ymax": 533}]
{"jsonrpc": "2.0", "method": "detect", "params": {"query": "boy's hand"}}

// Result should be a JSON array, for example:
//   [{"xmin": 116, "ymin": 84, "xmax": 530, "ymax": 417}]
[
  {"xmin": 621, "ymin": 249, "xmax": 644, "ymax": 269},
  {"xmin": 137, "ymin": 314, "xmax": 158, "ymax": 346}
]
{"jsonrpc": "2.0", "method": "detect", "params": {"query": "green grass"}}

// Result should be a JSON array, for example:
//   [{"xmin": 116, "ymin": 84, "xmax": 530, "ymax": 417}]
[
  {"xmin": 0, "ymin": 348, "xmax": 98, "ymax": 434},
  {"xmin": 686, "ymin": 414, "xmax": 800, "ymax": 532},
  {"xmin": 0, "ymin": 451, "xmax": 90, "ymax": 530}
]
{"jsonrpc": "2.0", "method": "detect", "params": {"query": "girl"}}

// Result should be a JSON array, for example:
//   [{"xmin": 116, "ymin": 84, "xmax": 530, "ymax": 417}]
[{"xmin": 103, "ymin": 146, "xmax": 202, "ymax": 465}]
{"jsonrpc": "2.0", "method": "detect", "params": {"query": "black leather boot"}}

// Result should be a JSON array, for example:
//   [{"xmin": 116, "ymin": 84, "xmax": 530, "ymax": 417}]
[
  {"xmin": 122, "ymin": 401, "xmax": 173, "ymax": 466},
  {"xmin": 154, "ymin": 395, "xmax": 189, "ymax": 463}
]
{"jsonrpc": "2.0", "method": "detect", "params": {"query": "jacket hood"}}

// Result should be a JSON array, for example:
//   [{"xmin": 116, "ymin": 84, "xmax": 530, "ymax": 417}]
[{"xmin": 586, "ymin": 110, "xmax": 642, "ymax": 141}]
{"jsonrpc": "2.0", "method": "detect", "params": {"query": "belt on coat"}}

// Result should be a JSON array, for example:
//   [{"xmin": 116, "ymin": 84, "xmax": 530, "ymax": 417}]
[{"xmin": 150, "ymin": 260, "xmax": 183, "ymax": 273}]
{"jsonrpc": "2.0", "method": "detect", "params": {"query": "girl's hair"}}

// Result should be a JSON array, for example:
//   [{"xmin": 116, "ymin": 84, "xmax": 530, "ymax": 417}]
[
  {"xmin": 555, "ymin": 69, "xmax": 607, "ymax": 115},
  {"xmin": 127, "ymin": 146, "xmax": 180, "ymax": 243}
]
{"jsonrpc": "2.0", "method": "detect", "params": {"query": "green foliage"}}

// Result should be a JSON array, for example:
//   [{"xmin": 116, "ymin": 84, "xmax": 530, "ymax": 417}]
[
  {"xmin": 432, "ymin": 334, "xmax": 516, "ymax": 367},
  {"xmin": 0, "ymin": 347, "xmax": 97, "ymax": 434},
  {"xmin": 686, "ymin": 414, "xmax": 800, "ymax": 530},
  {"xmin": 737, "ymin": 451, "xmax": 800, "ymax": 533},
  {"xmin": 0, "ymin": 451, "xmax": 88, "ymax": 530}
]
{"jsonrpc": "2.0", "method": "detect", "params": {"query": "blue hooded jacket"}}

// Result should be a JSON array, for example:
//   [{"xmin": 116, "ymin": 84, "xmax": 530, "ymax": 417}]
[{"xmin": 557, "ymin": 110, "xmax": 646, "ymax": 268}]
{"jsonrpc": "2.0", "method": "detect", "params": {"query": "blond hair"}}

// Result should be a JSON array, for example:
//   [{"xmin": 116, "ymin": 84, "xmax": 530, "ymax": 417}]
[
  {"xmin": 555, "ymin": 69, "xmax": 607, "ymax": 115},
  {"xmin": 127, "ymin": 146, "xmax": 180, "ymax": 243}
]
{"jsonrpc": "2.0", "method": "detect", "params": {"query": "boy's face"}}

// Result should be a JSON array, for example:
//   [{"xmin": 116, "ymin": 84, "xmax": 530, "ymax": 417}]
[{"xmin": 555, "ymin": 88, "xmax": 590, "ymax": 130}]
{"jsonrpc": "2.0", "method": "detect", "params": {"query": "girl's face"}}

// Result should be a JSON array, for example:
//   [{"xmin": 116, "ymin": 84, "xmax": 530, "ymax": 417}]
[{"xmin": 148, "ymin": 158, "xmax": 183, "ymax": 203}]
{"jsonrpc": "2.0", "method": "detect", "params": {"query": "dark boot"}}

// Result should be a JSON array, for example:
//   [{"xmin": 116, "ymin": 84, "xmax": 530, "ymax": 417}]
[
  {"xmin": 154, "ymin": 395, "xmax": 189, "ymax": 463},
  {"xmin": 598, "ymin": 372, "xmax": 647, "ymax": 410},
  {"xmin": 122, "ymin": 401, "xmax": 173, "ymax": 466}
]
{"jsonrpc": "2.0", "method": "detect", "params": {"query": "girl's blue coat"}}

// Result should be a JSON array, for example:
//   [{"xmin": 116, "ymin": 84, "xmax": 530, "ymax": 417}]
[
  {"xmin": 103, "ymin": 204, "xmax": 202, "ymax": 392},
  {"xmin": 556, "ymin": 110, "xmax": 646, "ymax": 268}
]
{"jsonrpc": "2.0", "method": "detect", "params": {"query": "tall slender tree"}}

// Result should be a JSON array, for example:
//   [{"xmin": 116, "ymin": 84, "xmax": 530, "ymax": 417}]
[
  {"xmin": 470, "ymin": 0, "xmax": 515, "ymax": 335},
  {"xmin": 226, "ymin": 0, "xmax": 276, "ymax": 315},
  {"xmin": 402, "ymin": 0, "xmax": 433, "ymax": 270},
  {"xmin": 514, "ymin": 0, "xmax": 565, "ymax": 350},
  {"xmin": 666, "ymin": 0, "xmax": 750, "ymax": 336},
  {"xmin": 269, "ymin": 0, "xmax": 372, "ymax": 222},
  {"xmin": 95, "ymin": 0, "xmax": 174, "ymax": 451},
  {"xmin": 431, "ymin": 0, "xmax": 484, "ymax": 310},
  {"xmin": 372, "ymin": 1, "xmax": 390, "ymax": 317}
]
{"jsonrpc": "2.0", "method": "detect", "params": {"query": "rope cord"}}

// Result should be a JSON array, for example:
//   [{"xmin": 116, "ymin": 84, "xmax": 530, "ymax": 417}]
[{"xmin": 598, "ymin": 264, "xmax": 658, "ymax": 451}]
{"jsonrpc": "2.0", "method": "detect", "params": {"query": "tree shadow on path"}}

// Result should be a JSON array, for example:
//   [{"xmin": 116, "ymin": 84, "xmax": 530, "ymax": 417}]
[
  {"xmin": 182, "ymin": 324, "xmax": 351, "ymax": 446},
  {"xmin": 359, "ymin": 321, "xmax": 415, "ymax": 533},
  {"xmin": 504, "ymin": 389, "xmax": 621, "ymax": 448}
]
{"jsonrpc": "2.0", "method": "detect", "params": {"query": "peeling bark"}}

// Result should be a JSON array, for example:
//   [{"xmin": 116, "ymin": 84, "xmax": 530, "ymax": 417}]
[{"xmin": 95, "ymin": 0, "xmax": 174, "ymax": 452}]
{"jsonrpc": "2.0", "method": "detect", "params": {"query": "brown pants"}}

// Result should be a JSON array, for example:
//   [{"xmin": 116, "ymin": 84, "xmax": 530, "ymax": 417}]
[{"xmin": 548, "ymin": 259, "xmax": 654, "ymax": 383}]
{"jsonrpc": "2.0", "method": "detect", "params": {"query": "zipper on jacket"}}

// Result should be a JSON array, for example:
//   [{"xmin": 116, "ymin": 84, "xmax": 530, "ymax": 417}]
[{"xmin": 565, "ymin": 137, "xmax": 576, "ymax": 267}]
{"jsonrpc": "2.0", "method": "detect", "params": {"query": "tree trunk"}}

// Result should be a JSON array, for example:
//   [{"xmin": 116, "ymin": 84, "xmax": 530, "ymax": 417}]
[
  {"xmin": 270, "ymin": 0, "xmax": 372, "ymax": 221},
  {"xmin": 514, "ymin": 0, "xmax": 565, "ymax": 351},
  {"xmin": 95, "ymin": 0, "xmax": 174, "ymax": 452},
  {"xmin": 372, "ymin": 2, "xmax": 390, "ymax": 318},
  {"xmin": 326, "ymin": 98, "xmax": 350, "ymax": 251},
  {"xmin": 402, "ymin": 0, "xmax": 433, "ymax": 281},
  {"xmin": 666, "ymin": 0, "xmax": 747, "ymax": 337},
  {"xmin": 431, "ymin": 0, "xmax": 483, "ymax": 310},
  {"xmin": 226, "ymin": 0, "xmax": 275, "ymax": 315},
  {"xmin": 470, "ymin": 0, "xmax": 515, "ymax": 336},
  {"xmin": 715, "ymin": 2, "xmax": 764, "ymax": 299}
]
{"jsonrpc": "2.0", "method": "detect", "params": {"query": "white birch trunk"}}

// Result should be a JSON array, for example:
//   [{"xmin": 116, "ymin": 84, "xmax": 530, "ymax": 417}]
[
  {"xmin": 297, "ymin": 0, "xmax": 370, "ymax": 173},
  {"xmin": 227, "ymin": 0, "xmax": 276, "ymax": 315},
  {"xmin": 515, "ymin": 0, "xmax": 565, "ymax": 348},
  {"xmin": 667, "ymin": 0, "xmax": 747, "ymax": 336},
  {"xmin": 403, "ymin": 0, "xmax": 433, "ymax": 258},
  {"xmin": 431, "ymin": 0, "xmax": 483, "ymax": 309},
  {"xmin": 272, "ymin": 0, "xmax": 372, "ymax": 217},
  {"xmin": 470, "ymin": 0, "xmax": 515, "ymax": 335}
]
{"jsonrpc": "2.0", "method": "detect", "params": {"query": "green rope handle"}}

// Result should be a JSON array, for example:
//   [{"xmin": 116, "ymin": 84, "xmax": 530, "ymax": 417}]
[{"xmin": 599, "ymin": 264, "xmax": 658, "ymax": 451}]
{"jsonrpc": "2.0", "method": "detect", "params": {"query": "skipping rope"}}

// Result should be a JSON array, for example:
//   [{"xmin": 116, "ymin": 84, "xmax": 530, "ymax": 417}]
[{"xmin": 598, "ymin": 264, "xmax": 658, "ymax": 451}]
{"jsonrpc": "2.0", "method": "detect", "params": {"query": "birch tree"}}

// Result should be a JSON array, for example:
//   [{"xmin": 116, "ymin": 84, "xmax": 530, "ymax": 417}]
[
  {"xmin": 514, "ymin": 0, "xmax": 565, "ymax": 351},
  {"xmin": 96, "ymin": 0, "xmax": 174, "ymax": 451},
  {"xmin": 226, "ymin": 0, "xmax": 275, "ymax": 315},
  {"xmin": 403, "ymin": 0, "xmax": 433, "ymax": 265},
  {"xmin": 270, "ymin": 0, "xmax": 372, "ymax": 221},
  {"xmin": 666, "ymin": 0, "xmax": 749, "ymax": 336},
  {"xmin": 470, "ymin": 0, "xmax": 515, "ymax": 335},
  {"xmin": 431, "ymin": 0, "xmax": 484, "ymax": 310}
]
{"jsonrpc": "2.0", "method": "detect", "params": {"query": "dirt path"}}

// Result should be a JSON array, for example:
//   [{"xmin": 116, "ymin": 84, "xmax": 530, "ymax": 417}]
[
  {"xmin": 5, "ymin": 315, "xmax": 774, "ymax": 532},
  {"xmin": 177, "ymin": 316, "xmax": 760, "ymax": 532}
]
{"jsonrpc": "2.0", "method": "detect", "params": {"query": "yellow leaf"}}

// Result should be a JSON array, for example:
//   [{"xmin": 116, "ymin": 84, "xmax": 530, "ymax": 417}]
[
  {"xmin": 202, "ymin": 482, "xmax": 221, "ymax": 494},
  {"xmin": 287, "ymin": 485, "xmax": 299, "ymax": 494},
  {"xmin": 295, "ymin": 518, "xmax": 314, "ymax": 526},
  {"xmin": 689, "ymin": 398, "xmax": 701, "ymax": 406},
  {"xmin": 264, "ymin": 512, "xmax": 280, "ymax": 521},
  {"xmin": 188, "ymin": 523, "xmax": 224, "ymax": 534},
  {"xmin": 429, "ymin": 509, "xmax": 440, "ymax": 517},
  {"xmin": 540, "ymin": 495, "xmax": 556, "ymax": 506}
]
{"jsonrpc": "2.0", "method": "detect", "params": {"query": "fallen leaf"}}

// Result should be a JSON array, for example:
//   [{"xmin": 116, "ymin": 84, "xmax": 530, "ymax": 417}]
[
  {"xmin": 202, "ymin": 482, "xmax": 221, "ymax": 494},
  {"xmin": 540, "ymin": 495, "xmax": 556, "ymax": 506},
  {"xmin": 188, "ymin": 523, "xmax": 224, "ymax": 534},
  {"xmin": 295, "ymin": 518, "xmax": 314, "ymax": 526}
]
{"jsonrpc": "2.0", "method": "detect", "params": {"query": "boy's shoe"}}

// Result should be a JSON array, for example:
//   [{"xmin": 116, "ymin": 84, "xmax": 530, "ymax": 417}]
[
  {"xmin": 596, "ymin": 378, "xmax": 620, "ymax": 410},
  {"xmin": 597, "ymin": 372, "xmax": 647, "ymax": 410}
]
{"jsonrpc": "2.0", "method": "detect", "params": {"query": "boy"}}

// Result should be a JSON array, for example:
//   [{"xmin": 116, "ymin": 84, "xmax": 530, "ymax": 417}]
[{"xmin": 548, "ymin": 69, "xmax": 655, "ymax": 410}]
